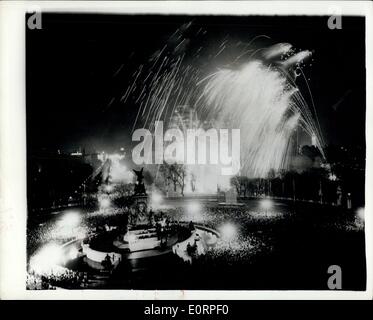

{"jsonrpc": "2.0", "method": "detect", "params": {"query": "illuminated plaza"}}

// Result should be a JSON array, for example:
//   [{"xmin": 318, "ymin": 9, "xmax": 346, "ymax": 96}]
[{"xmin": 26, "ymin": 14, "xmax": 366, "ymax": 291}]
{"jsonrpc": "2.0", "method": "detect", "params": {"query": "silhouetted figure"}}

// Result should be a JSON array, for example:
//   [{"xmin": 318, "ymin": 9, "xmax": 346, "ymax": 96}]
[
  {"xmin": 187, "ymin": 242, "xmax": 192, "ymax": 255},
  {"xmin": 102, "ymin": 253, "xmax": 113, "ymax": 271},
  {"xmin": 189, "ymin": 220, "xmax": 195, "ymax": 231}
]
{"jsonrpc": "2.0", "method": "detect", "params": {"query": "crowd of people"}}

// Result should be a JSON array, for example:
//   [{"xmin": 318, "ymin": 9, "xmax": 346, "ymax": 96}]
[
  {"xmin": 163, "ymin": 204, "xmax": 286, "ymax": 229},
  {"xmin": 176, "ymin": 202, "xmax": 363, "ymax": 268},
  {"xmin": 176, "ymin": 232, "xmax": 270, "ymax": 267},
  {"xmin": 27, "ymin": 192, "xmax": 363, "ymax": 290},
  {"xmin": 156, "ymin": 204, "xmax": 272, "ymax": 266},
  {"xmin": 27, "ymin": 268, "xmax": 87, "ymax": 290},
  {"xmin": 27, "ymin": 220, "xmax": 87, "ymax": 258}
]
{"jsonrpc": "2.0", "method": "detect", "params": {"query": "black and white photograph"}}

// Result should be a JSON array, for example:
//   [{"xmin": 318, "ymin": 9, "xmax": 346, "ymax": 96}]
[{"xmin": 0, "ymin": 1, "xmax": 372, "ymax": 299}]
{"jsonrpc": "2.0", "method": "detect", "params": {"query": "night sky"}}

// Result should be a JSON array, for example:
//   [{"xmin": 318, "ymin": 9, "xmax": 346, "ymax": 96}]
[{"xmin": 26, "ymin": 14, "xmax": 366, "ymax": 155}]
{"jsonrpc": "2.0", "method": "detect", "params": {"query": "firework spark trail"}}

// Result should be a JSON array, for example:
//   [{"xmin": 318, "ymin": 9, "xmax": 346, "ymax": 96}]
[
  {"xmin": 198, "ymin": 58, "xmax": 323, "ymax": 178},
  {"xmin": 119, "ymin": 22, "xmax": 324, "ymax": 186}
]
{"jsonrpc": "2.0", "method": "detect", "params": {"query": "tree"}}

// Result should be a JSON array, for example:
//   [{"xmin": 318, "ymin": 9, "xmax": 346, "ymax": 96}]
[
  {"xmin": 159, "ymin": 163, "xmax": 187, "ymax": 196},
  {"xmin": 230, "ymin": 175, "xmax": 241, "ymax": 194},
  {"xmin": 230, "ymin": 175, "xmax": 250, "ymax": 196}
]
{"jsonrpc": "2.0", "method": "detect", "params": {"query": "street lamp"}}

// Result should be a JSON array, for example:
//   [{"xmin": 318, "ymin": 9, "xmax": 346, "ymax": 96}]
[
  {"xmin": 59, "ymin": 210, "xmax": 81, "ymax": 229},
  {"xmin": 30, "ymin": 243, "xmax": 63, "ymax": 275},
  {"xmin": 260, "ymin": 198, "xmax": 273, "ymax": 214},
  {"xmin": 219, "ymin": 223, "xmax": 237, "ymax": 241}
]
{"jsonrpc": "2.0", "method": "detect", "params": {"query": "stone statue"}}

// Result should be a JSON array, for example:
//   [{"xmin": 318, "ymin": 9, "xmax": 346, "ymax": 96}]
[{"xmin": 133, "ymin": 168, "xmax": 146, "ymax": 195}]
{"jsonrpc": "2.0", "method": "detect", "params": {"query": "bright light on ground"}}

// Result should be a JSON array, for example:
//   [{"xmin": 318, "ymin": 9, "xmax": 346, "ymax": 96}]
[
  {"xmin": 186, "ymin": 201, "xmax": 202, "ymax": 221},
  {"xmin": 260, "ymin": 198, "xmax": 273, "ymax": 211},
  {"xmin": 105, "ymin": 184, "xmax": 114, "ymax": 193},
  {"xmin": 67, "ymin": 247, "xmax": 79, "ymax": 260},
  {"xmin": 75, "ymin": 228, "xmax": 87, "ymax": 240},
  {"xmin": 30, "ymin": 243, "xmax": 63, "ymax": 275},
  {"xmin": 58, "ymin": 211, "xmax": 81, "ymax": 228},
  {"xmin": 151, "ymin": 192, "xmax": 163, "ymax": 208},
  {"xmin": 152, "ymin": 192, "xmax": 162, "ymax": 204},
  {"xmin": 219, "ymin": 223, "xmax": 237, "ymax": 240},
  {"xmin": 328, "ymin": 173, "xmax": 337, "ymax": 181},
  {"xmin": 356, "ymin": 207, "xmax": 365, "ymax": 221},
  {"xmin": 99, "ymin": 197, "xmax": 111, "ymax": 210},
  {"xmin": 187, "ymin": 201, "xmax": 200, "ymax": 214}
]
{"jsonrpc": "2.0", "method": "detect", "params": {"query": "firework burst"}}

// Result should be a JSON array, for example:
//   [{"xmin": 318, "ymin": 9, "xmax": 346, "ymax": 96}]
[{"xmin": 120, "ymin": 22, "xmax": 324, "ymax": 188}]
